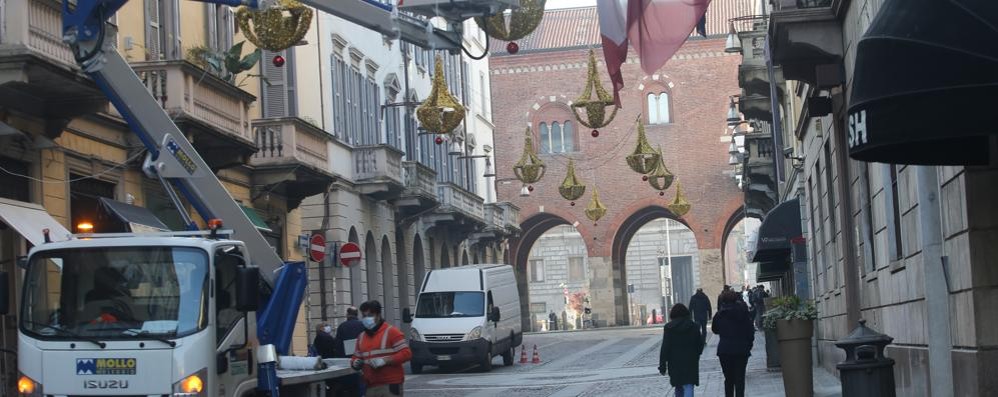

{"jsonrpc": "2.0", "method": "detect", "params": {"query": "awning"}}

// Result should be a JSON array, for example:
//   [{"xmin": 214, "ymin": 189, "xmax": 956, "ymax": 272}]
[
  {"xmin": 751, "ymin": 199, "xmax": 803, "ymax": 263},
  {"xmin": 240, "ymin": 205, "xmax": 273, "ymax": 233},
  {"xmin": 98, "ymin": 198, "xmax": 170, "ymax": 233},
  {"xmin": 756, "ymin": 261, "xmax": 790, "ymax": 282},
  {"xmin": 847, "ymin": 0, "xmax": 998, "ymax": 165},
  {"xmin": 0, "ymin": 198, "xmax": 72, "ymax": 245}
]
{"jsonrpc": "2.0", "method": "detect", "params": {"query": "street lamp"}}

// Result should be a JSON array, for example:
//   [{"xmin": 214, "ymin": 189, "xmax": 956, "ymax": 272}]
[
  {"xmin": 483, "ymin": 157, "xmax": 496, "ymax": 178},
  {"xmin": 520, "ymin": 185, "xmax": 530, "ymax": 197},
  {"xmin": 726, "ymin": 98, "xmax": 741, "ymax": 126},
  {"xmin": 724, "ymin": 22, "xmax": 742, "ymax": 53},
  {"xmin": 448, "ymin": 139, "xmax": 464, "ymax": 156}
]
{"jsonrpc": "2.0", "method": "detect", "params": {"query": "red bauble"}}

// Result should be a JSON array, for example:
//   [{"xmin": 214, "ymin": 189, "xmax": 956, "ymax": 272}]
[
  {"xmin": 659, "ymin": 191, "xmax": 665, "ymax": 196},
  {"xmin": 434, "ymin": 136, "xmax": 444, "ymax": 145},
  {"xmin": 272, "ymin": 55, "xmax": 286, "ymax": 67},
  {"xmin": 591, "ymin": 129, "xmax": 600, "ymax": 138},
  {"xmin": 642, "ymin": 175, "xmax": 649, "ymax": 181},
  {"xmin": 507, "ymin": 42, "xmax": 520, "ymax": 54},
  {"xmin": 570, "ymin": 202, "xmax": 576, "ymax": 206},
  {"xmin": 527, "ymin": 185, "xmax": 534, "ymax": 192}
]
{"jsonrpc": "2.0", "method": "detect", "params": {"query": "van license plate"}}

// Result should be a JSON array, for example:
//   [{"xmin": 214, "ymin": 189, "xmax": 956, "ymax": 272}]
[{"xmin": 437, "ymin": 355, "xmax": 451, "ymax": 361}]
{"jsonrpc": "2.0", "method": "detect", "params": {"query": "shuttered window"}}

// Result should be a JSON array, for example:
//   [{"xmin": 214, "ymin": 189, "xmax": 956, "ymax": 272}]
[
  {"xmin": 163, "ymin": 0, "xmax": 182, "ymax": 60},
  {"xmin": 206, "ymin": 4, "xmax": 218, "ymax": 50},
  {"xmin": 144, "ymin": 0, "xmax": 162, "ymax": 60},
  {"xmin": 261, "ymin": 49, "xmax": 297, "ymax": 118},
  {"xmin": 331, "ymin": 56, "xmax": 348, "ymax": 140}
]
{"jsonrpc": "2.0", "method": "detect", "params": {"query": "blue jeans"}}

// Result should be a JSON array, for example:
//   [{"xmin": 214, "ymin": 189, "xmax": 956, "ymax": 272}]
[{"xmin": 675, "ymin": 384, "xmax": 694, "ymax": 397}]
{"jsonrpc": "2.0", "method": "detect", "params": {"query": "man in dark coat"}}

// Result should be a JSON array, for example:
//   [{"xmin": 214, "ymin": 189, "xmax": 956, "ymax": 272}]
[
  {"xmin": 312, "ymin": 323, "xmax": 337, "ymax": 358},
  {"xmin": 331, "ymin": 307, "xmax": 365, "ymax": 397},
  {"xmin": 712, "ymin": 291, "xmax": 755, "ymax": 397},
  {"xmin": 688, "ymin": 288, "xmax": 712, "ymax": 341},
  {"xmin": 659, "ymin": 303, "xmax": 704, "ymax": 397}
]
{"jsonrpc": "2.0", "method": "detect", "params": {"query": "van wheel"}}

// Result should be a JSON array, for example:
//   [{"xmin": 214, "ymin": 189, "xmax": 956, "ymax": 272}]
[
  {"xmin": 411, "ymin": 363, "xmax": 423, "ymax": 374},
  {"xmin": 502, "ymin": 344, "xmax": 514, "ymax": 366},
  {"xmin": 480, "ymin": 349, "xmax": 493, "ymax": 372}
]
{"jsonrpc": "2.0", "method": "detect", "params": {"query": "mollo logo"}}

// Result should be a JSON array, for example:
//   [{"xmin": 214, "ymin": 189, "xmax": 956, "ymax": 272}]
[{"xmin": 76, "ymin": 358, "xmax": 137, "ymax": 375}]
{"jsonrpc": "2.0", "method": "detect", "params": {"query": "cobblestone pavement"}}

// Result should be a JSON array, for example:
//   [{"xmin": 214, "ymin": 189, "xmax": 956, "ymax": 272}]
[{"xmin": 405, "ymin": 326, "xmax": 842, "ymax": 397}]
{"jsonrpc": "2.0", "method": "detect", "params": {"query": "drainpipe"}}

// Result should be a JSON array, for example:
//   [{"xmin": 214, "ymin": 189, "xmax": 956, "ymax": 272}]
[
  {"xmin": 832, "ymin": 96, "xmax": 861, "ymax": 329},
  {"xmin": 916, "ymin": 165, "xmax": 954, "ymax": 396}
]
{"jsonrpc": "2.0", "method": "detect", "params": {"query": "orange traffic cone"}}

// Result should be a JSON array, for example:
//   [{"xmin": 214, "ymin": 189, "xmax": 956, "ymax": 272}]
[
  {"xmin": 519, "ymin": 345, "xmax": 528, "ymax": 364},
  {"xmin": 531, "ymin": 344, "xmax": 541, "ymax": 364}
]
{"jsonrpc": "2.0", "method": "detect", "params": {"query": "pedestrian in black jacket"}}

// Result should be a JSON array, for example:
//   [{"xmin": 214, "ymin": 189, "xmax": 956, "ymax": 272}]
[
  {"xmin": 712, "ymin": 290, "xmax": 755, "ymax": 397},
  {"xmin": 689, "ymin": 288, "xmax": 712, "ymax": 341},
  {"xmin": 659, "ymin": 303, "xmax": 704, "ymax": 397},
  {"xmin": 312, "ymin": 323, "xmax": 337, "ymax": 358}
]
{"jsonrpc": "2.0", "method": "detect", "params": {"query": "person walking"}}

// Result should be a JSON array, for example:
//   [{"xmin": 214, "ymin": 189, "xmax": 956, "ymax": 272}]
[
  {"xmin": 350, "ymin": 300, "xmax": 412, "ymax": 397},
  {"xmin": 549, "ymin": 311, "xmax": 559, "ymax": 331},
  {"xmin": 658, "ymin": 303, "xmax": 704, "ymax": 397},
  {"xmin": 750, "ymin": 286, "xmax": 769, "ymax": 331},
  {"xmin": 335, "ymin": 307, "xmax": 366, "ymax": 358},
  {"xmin": 712, "ymin": 290, "xmax": 755, "ymax": 397},
  {"xmin": 688, "ymin": 288, "xmax": 712, "ymax": 341},
  {"xmin": 312, "ymin": 323, "xmax": 337, "ymax": 358}
]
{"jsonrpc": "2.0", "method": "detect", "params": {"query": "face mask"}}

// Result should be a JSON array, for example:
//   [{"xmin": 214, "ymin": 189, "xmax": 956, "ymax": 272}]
[
  {"xmin": 362, "ymin": 316, "xmax": 377, "ymax": 330},
  {"xmin": 323, "ymin": 326, "xmax": 333, "ymax": 334}
]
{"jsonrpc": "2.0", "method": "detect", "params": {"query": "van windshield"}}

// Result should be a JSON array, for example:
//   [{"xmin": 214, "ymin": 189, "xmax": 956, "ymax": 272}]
[{"xmin": 415, "ymin": 292, "xmax": 484, "ymax": 318}]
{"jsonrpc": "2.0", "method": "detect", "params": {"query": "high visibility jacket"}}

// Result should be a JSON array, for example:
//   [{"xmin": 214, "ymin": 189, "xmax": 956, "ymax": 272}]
[{"xmin": 350, "ymin": 322, "xmax": 412, "ymax": 386}]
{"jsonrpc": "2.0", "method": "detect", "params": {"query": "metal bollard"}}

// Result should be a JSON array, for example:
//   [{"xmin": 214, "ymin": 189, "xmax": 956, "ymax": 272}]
[{"xmin": 835, "ymin": 319, "xmax": 897, "ymax": 397}]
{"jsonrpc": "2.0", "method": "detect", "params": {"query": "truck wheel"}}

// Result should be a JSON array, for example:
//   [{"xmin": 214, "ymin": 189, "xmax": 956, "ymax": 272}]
[
  {"xmin": 479, "ymin": 349, "xmax": 493, "ymax": 372},
  {"xmin": 411, "ymin": 362, "xmax": 423, "ymax": 374},
  {"xmin": 502, "ymin": 344, "xmax": 514, "ymax": 366}
]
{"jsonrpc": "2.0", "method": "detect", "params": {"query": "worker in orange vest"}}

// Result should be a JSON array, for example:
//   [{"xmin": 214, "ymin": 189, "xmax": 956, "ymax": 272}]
[{"xmin": 350, "ymin": 300, "xmax": 412, "ymax": 396}]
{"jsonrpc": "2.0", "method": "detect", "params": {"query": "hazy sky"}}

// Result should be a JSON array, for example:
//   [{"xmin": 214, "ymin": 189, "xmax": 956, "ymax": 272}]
[{"xmin": 546, "ymin": 0, "xmax": 598, "ymax": 9}]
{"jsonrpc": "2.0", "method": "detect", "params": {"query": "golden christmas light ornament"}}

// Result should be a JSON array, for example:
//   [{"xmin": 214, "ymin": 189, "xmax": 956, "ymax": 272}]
[
  {"xmin": 626, "ymin": 117, "xmax": 661, "ymax": 174},
  {"xmin": 236, "ymin": 0, "xmax": 313, "ymax": 52},
  {"xmin": 585, "ymin": 188, "xmax": 608, "ymax": 224},
  {"xmin": 647, "ymin": 147, "xmax": 674, "ymax": 191},
  {"xmin": 667, "ymin": 182, "xmax": 691, "ymax": 217},
  {"xmin": 512, "ymin": 127, "xmax": 546, "ymax": 185},
  {"xmin": 416, "ymin": 56, "xmax": 467, "ymax": 135},
  {"xmin": 572, "ymin": 49, "xmax": 618, "ymax": 134},
  {"xmin": 558, "ymin": 159, "xmax": 586, "ymax": 201},
  {"xmin": 476, "ymin": 0, "xmax": 546, "ymax": 42}
]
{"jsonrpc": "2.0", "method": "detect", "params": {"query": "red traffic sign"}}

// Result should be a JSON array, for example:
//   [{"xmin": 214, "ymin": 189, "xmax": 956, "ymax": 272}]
[
  {"xmin": 339, "ymin": 242, "xmax": 362, "ymax": 267},
  {"xmin": 309, "ymin": 234, "xmax": 326, "ymax": 263}
]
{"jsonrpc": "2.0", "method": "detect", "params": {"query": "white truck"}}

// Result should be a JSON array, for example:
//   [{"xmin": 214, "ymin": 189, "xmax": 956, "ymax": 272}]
[
  {"xmin": 403, "ymin": 265, "xmax": 522, "ymax": 373},
  {"xmin": 2, "ymin": 0, "xmax": 521, "ymax": 395}
]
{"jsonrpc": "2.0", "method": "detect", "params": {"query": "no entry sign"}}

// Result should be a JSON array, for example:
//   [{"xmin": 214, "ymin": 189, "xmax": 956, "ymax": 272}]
[
  {"xmin": 339, "ymin": 242, "xmax": 361, "ymax": 267},
  {"xmin": 309, "ymin": 233, "xmax": 326, "ymax": 263}
]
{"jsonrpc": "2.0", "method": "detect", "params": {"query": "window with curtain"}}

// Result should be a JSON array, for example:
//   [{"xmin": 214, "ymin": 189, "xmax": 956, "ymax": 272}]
[
  {"xmin": 647, "ymin": 92, "xmax": 671, "ymax": 124},
  {"xmin": 537, "ymin": 120, "xmax": 577, "ymax": 154}
]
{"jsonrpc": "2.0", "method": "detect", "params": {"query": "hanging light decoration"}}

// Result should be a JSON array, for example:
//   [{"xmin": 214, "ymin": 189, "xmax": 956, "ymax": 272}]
[
  {"xmin": 585, "ymin": 188, "xmax": 608, "ymax": 225},
  {"xmin": 667, "ymin": 181, "xmax": 691, "ymax": 217},
  {"xmin": 417, "ymin": 56, "xmax": 466, "ymax": 135},
  {"xmin": 512, "ymin": 127, "xmax": 546, "ymax": 189},
  {"xmin": 558, "ymin": 159, "xmax": 586, "ymax": 201},
  {"xmin": 476, "ymin": 0, "xmax": 546, "ymax": 54},
  {"xmin": 236, "ymin": 0, "xmax": 313, "ymax": 52},
  {"xmin": 647, "ymin": 147, "xmax": 675, "ymax": 191},
  {"xmin": 572, "ymin": 49, "xmax": 618, "ymax": 137},
  {"xmin": 626, "ymin": 117, "xmax": 661, "ymax": 174}
]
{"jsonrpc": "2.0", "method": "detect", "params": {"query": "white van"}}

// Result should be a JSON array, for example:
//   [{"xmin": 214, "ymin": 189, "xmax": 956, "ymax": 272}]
[{"xmin": 402, "ymin": 264, "xmax": 522, "ymax": 373}]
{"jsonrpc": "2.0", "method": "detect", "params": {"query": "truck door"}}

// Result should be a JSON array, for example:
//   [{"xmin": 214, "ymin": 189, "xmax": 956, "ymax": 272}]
[{"xmin": 213, "ymin": 246, "xmax": 252, "ymax": 396}]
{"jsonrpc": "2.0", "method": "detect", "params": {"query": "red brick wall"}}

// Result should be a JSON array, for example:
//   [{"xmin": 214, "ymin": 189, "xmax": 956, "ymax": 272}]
[{"xmin": 492, "ymin": 39, "xmax": 744, "ymax": 256}]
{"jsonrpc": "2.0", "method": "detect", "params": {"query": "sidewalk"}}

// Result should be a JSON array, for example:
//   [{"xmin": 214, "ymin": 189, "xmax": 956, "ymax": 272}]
[{"xmin": 696, "ymin": 331, "xmax": 842, "ymax": 397}]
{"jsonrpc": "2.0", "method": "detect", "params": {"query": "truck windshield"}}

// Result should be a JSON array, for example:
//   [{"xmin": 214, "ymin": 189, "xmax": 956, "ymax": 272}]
[
  {"xmin": 415, "ymin": 292, "xmax": 485, "ymax": 318},
  {"xmin": 20, "ymin": 247, "xmax": 209, "ymax": 340}
]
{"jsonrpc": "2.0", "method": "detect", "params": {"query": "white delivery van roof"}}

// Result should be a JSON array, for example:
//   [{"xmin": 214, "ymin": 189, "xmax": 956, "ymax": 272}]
[{"xmin": 421, "ymin": 264, "xmax": 509, "ymax": 293}]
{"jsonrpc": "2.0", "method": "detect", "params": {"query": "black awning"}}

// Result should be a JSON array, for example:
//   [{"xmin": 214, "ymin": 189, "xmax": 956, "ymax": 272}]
[
  {"xmin": 751, "ymin": 198, "xmax": 802, "ymax": 263},
  {"xmin": 846, "ymin": 0, "xmax": 998, "ymax": 165},
  {"xmin": 99, "ymin": 198, "xmax": 170, "ymax": 232},
  {"xmin": 757, "ymin": 261, "xmax": 789, "ymax": 282}
]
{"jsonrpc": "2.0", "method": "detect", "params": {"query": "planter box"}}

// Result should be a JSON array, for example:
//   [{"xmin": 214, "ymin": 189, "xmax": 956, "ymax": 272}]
[{"xmin": 776, "ymin": 319, "xmax": 814, "ymax": 397}]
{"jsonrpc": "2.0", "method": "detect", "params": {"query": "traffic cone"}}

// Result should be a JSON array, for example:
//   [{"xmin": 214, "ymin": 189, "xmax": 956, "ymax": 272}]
[
  {"xmin": 531, "ymin": 344, "xmax": 541, "ymax": 364},
  {"xmin": 519, "ymin": 345, "xmax": 528, "ymax": 364}
]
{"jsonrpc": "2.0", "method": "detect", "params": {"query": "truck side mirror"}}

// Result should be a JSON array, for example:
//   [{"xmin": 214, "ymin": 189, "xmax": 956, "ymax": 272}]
[
  {"xmin": 15, "ymin": 257, "xmax": 27, "ymax": 270},
  {"xmin": 490, "ymin": 307, "xmax": 501, "ymax": 322},
  {"xmin": 0, "ymin": 271, "xmax": 8, "ymax": 315},
  {"xmin": 235, "ymin": 267, "xmax": 260, "ymax": 312},
  {"xmin": 402, "ymin": 308, "xmax": 413, "ymax": 323}
]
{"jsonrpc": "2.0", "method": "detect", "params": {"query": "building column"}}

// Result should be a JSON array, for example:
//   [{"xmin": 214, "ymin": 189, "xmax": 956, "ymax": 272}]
[
  {"xmin": 588, "ymin": 256, "xmax": 616, "ymax": 327},
  {"xmin": 917, "ymin": 166, "xmax": 954, "ymax": 396}
]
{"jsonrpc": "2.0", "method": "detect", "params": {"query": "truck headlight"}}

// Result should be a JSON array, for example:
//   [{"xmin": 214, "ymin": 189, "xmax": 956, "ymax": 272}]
[
  {"xmin": 172, "ymin": 367, "xmax": 207, "ymax": 396},
  {"xmin": 465, "ymin": 326, "xmax": 482, "ymax": 341},
  {"xmin": 17, "ymin": 373, "xmax": 41, "ymax": 396},
  {"xmin": 409, "ymin": 328, "xmax": 423, "ymax": 342}
]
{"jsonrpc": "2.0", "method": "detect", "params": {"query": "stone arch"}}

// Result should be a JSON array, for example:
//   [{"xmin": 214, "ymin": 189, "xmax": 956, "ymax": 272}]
[
  {"xmin": 396, "ymin": 230, "xmax": 410, "ymax": 315},
  {"xmin": 508, "ymin": 212, "xmax": 579, "ymax": 331},
  {"xmin": 610, "ymin": 205, "xmax": 692, "ymax": 325},
  {"xmin": 381, "ymin": 235, "xmax": 395, "ymax": 324},
  {"xmin": 720, "ymin": 206, "xmax": 746, "ymax": 287},
  {"xmin": 413, "ymin": 234, "xmax": 426, "ymax": 293},
  {"xmin": 348, "ymin": 227, "xmax": 362, "ymax": 305},
  {"xmin": 365, "ymin": 232, "xmax": 379, "ymax": 303}
]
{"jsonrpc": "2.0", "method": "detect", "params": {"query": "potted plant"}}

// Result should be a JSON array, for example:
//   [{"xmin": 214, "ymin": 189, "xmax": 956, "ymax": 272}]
[{"xmin": 762, "ymin": 296, "xmax": 817, "ymax": 397}]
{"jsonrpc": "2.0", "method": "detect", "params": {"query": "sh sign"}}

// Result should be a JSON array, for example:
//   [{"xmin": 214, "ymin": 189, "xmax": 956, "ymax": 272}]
[{"xmin": 848, "ymin": 110, "xmax": 867, "ymax": 148}]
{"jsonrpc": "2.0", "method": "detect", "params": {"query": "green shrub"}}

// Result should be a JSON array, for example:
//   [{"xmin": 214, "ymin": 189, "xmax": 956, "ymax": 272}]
[{"xmin": 761, "ymin": 295, "xmax": 817, "ymax": 330}]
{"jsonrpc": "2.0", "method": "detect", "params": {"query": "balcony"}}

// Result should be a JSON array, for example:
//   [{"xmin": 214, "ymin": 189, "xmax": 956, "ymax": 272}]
[
  {"xmin": 398, "ymin": 161, "xmax": 438, "ymax": 216},
  {"xmin": 0, "ymin": 0, "xmax": 106, "ymax": 136},
  {"xmin": 131, "ymin": 60, "xmax": 256, "ymax": 170},
  {"xmin": 768, "ymin": 0, "xmax": 845, "ymax": 87},
  {"xmin": 353, "ymin": 144, "xmax": 404, "ymax": 200},
  {"xmin": 743, "ymin": 132, "xmax": 777, "ymax": 218},
  {"xmin": 249, "ymin": 117, "xmax": 340, "ymax": 210},
  {"xmin": 428, "ymin": 182, "xmax": 486, "ymax": 232},
  {"xmin": 736, "ymin": 27, "xmax": 785, "ymax": 100},
  {"xmin": 497, "ymin": 202, "xmax": 521, "ymax": 234}
]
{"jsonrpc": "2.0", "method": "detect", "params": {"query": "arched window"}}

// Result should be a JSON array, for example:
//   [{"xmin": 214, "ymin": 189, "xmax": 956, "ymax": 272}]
[
  {"xmin": 551, "ymin": 122, "xmax": 563, "ymax": 153},
  {"xmin": 647, "ymin": 92, "xmax": 671, "ymax": 124},
  {"xmin": 533, "ymin": 104, "xmax": 578, "ymax": 154},
  {"xmin": 563, "ymin": 121, "xmax": 574, "ymax": 153},
  {"xmin": 539, "ymin": 122, "xmax": 551, "ymax": 153}
]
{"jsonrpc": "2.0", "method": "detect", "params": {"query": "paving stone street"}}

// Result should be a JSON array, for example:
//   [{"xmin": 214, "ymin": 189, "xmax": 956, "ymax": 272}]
[{"xmin": 405, "ymin": 327, "xmax": 842, "ymax": 397}]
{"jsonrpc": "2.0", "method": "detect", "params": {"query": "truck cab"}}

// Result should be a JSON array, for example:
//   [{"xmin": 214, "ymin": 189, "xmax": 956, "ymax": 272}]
[{"xmin": 11, "ymin": 235, "xmax": 262, "ymax": 396}]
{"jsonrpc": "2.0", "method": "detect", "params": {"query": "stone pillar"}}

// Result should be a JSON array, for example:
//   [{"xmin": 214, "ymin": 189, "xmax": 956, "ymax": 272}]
[
  {"xmin": 588, "ymin": 256, "xmax": 616, "ymax": 327},
  {"xmin": 699, "ymin": 248, "xmax": 724, "ymax": 302}
]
